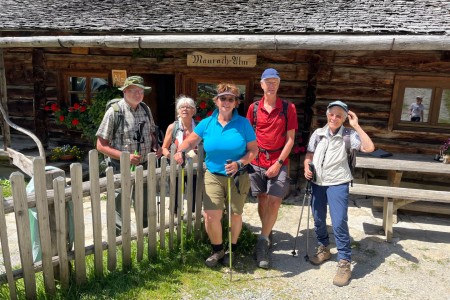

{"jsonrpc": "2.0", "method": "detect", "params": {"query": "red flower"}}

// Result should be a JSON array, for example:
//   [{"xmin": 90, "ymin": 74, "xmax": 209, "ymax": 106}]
[
  {"xmin": 199, "ymin": 101, "xmax": 207, "ymax": 109},
  {"xmin": 293, "ymin": 145, "xmax": 302, "ymax": 154},
  {"xmin": 71, "ymin": 119, "xmax": 79, "ymax": 126},
  {"xmin": 59, "ymin": 115, "xmax": 65, "ymax": 122},
  {"xmin": 195, "ymin": 115, "xmax": 202, "ymax": 122},
  {"xmin": 51, "ymin": 103, "xmax": 58, "ymax": 111},
  {"xmin": 44, "ymin": 106, "xmax": 50, "ymax": 111},
  {"xmin": 79, "ymin": 106, "xmax": 86, "ymax": 112},
  {"xmin": 207, "ymin": 111, "xmax": 213, "ymax": 116},
  {"xmin": 73, "ymin": 103, "xmax": 80, "ymax": 110}
]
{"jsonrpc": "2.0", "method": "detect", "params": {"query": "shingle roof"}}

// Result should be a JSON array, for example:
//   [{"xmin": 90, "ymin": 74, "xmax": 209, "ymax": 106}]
[{"xmin": 1, "ymin": 0, "xmax": 449, "ymax": 35}]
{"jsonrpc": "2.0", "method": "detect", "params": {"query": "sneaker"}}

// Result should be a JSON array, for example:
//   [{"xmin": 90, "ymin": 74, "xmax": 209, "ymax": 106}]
[
  {"xmin": 222, "ymin": 250, "xmax": 234, "ymax": 267},
  {"xmin": 205, "ymin": 250, "xmax": 225, "ymax": 268},
  {"xmin": 309, "ymin": 245, "xmax": 331, "ymax": 265},
  {"xmin": 255, "ymin": 238, "xmax": 270, "ymax": 269},
  {"xmin": 333, "ymin": 259, "xmax": 352, "ymax": 287}
]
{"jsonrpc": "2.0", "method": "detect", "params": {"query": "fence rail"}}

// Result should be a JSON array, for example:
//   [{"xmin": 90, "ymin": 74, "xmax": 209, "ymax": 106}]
[{"xmin": 0, "ymin": 145, "xmax": 204, "ymax": 299}]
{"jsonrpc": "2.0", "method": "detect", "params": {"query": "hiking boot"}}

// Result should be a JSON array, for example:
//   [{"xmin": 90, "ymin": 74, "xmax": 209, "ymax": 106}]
[
  {"xmin": 205, "ymin": 250, "xmax": 225, "ymax": 268},
  {"xmin": 222, "ymin": 250, "xmax": 234, "ymax": 267},
  {"xmin": 309, "ymin": 245, "xmax": 331, "ymax": 265},
  {"xmin": 255, "ymin": 238, "xmax": 270, "ymax": 269},
  {"xmin": 268, "ymin": 231, "xmax": 274, "ymax": 248},
  {"xmin": 333, "ymin": 259, "xmax": 352, "ymax": 287}
]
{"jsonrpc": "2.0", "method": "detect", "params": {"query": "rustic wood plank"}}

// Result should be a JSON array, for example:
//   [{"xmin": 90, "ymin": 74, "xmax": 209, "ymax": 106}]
[
  {"xmin": 11, "ymin": 172, "xmax": 36, "ymax": 299},
  {"xmin": 135, "ymin": 165, "xmax": 144, "ymax": 262},
  {"xmin": 159, "ymin": 157, "xmax": 167, "ymax": 249},
  {"xmin": 106, "ymin": 167, "xmax": 117, "ymax": 271},
  {"xmin": 186, "ymin": 159, "xmax": 193, "ymax": 236},
  {"xmin": 32, "ymin": 158, "xmax": 56, "ymax": 295},
  {"xmin": 169, "ymin": 145, "xmax": 177, "ymax": 250},
  {"xmin": 88, "ymin": 150, "xmax": 103, "ymax": 278},
  {"xmin": 177, "ymin": 166, "xmax": 183, "ymax": 246},
  {"xmin": 148, "ymin": 154, "xmax": 157, "ymax": 259},
  {"xmin": 120, "ymin": 152, "xmax": 132, "ymax": 269},
  {"xmin": 0, "ymin": 186, "xmax": 18, "ymax": 299},
  {"xmin": 70, "ymin": 163, "xmax": 86, "ymax": 285},
  {"xmin": 194, "ymin": 145, "xmax": 204, "ymax": 240},
  {"xmin": 53, "ymin": 177, "xmax": 69, "ymax": 291}
]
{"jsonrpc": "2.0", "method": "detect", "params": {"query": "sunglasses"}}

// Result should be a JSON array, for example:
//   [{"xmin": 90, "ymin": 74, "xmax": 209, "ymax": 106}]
[{"xmin": 218, "ymin": 96, "xmax": 236, "ymax": 103}]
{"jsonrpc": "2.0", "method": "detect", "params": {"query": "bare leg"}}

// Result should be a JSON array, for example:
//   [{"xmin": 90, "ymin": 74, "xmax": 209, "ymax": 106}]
[
  {"xmin": 204, "ymin": 209, "xmax": 223, "ymax": 244},
  {"xmin": 231, "ymin": 214, "xmax": 243, "ymax": 244},
  {"xmin": 258, "ymin": 194, "xmax": 282, "ymax": 237}
]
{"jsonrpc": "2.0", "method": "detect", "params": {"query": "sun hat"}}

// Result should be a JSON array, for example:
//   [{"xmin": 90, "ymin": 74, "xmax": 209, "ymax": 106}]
[
  {"xmin": 119, "ymin": 76, "xmax": 152, "ymax": 92},
  {"xmin": 261, "ymin": 68, "xmax": 280, "ymax": 80},
  {"xmin": 416, "ymin": 95, "xmax": 423, "ymax": 99},
  {"xmin": 217, "ymin": 91, "xmax": 238, "ymax": 98},
  {"xmin": 327, "ymin": 100, "xmax": 348, "ymax": 112}
]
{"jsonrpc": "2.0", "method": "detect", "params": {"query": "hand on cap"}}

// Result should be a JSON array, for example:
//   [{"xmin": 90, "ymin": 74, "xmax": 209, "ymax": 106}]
[{"xmin": 347, "ymin": 110, "xmax": 359, "ymax": 128}]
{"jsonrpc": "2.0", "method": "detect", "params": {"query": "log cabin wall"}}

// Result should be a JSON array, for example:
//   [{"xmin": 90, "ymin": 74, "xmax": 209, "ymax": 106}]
[
  {"xmin": 311, "ymin": 50, "xmax": 450, "ymax": 155},
  {"xmin": 3, "ymin": 47, "xmax": 450, "ymax": 179}
]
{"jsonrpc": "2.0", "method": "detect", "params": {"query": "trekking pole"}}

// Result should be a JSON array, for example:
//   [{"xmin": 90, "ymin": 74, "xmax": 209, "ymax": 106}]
[
  {"xmin": 304, "ymin": 162, "xmax": 316, "ymax": 262},
  {"xmin": 131, "ymin": 121, "xmax": 146, "ymax": 172},
  {"xmin": 291, "ymin": 180, "xmax": 309, "ymax": 256},
  {"xmin": 180, "ymin": 151, "xmax": 186, "ymax": 263},
  {"xmin": 226, "ymin": 159, "xmax": 233, "ymax": 282}
]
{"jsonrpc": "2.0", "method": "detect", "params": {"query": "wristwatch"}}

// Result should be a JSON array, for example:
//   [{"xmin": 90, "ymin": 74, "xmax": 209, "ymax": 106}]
[
  {"xmin": 236, "ymin": 160, "xmax": 244, "ymax": 170},
  {"xmin": 277, "ymin": 159, "xmax": 284, "ymax": 165}
]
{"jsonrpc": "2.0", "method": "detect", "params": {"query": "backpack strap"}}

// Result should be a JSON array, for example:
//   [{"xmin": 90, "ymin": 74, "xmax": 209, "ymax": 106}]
[
  {"xmin": 343, "ymin": 127, "xmax": 351, "ymax": 154},
  {"xmin": 111, "ymin": 102, "xmax": 124, "ymax": 143},
  {"xmin": 171, "ymin": 120, "xmax": 180, "ymax": 144},
  {"xmin": 253, "ymin": 99, "xmax": 289, "ymax": 135}
]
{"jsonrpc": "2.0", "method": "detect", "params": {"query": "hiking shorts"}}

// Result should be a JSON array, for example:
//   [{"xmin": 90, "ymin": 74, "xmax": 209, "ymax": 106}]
[
  {"xmin": 249, "ymin": 164, "xmax": 289, "ymax": 199},
  {"xmin": 203, "ymin": 170, "xmax": 250, "ymax": 215}
]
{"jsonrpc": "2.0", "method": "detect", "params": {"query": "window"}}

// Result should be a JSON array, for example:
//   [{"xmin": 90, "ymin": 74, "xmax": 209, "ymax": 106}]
[
  {"xmin": 64, "ymin": 73, "xmax": 109, "ymax": 106},
  {"xmin": 390, "ymin": 75, "xmax": 450, "ymax": 132}
]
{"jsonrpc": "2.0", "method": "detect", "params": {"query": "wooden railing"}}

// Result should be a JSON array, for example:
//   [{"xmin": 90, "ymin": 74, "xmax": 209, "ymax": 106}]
[{"xmin": 0, "ymin": 145, "xmax": 204, "ymax": 299}]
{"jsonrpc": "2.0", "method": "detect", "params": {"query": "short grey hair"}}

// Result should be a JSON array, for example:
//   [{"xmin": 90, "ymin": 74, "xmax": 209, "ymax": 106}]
[
  {"xmin": 175, "ymin": 95, "xmax": 196, "ymax": 115},
  {"xmin": 326, "ymin": 107, "xmax": 348, "ymax": 119}
]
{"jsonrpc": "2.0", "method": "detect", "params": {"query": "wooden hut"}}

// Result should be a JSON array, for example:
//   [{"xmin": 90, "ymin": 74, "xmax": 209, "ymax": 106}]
[{"xmin": 1, "ymin": 0, "xmax": 450, "ymax": 184}]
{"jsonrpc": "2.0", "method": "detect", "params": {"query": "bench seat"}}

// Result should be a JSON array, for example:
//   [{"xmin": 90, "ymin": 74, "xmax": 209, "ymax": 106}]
[{"xmin": 349, "ymin": 183, "xmax": 450, "ymax": 242}]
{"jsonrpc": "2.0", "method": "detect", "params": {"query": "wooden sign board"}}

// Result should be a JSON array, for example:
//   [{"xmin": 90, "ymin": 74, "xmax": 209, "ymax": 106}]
[
  {"xmin": 187, "ymin": 52, "xmax": 256, "ymax": 68},
  {"xmin": 112, "ymin": 70, "xmax": 127, "ymax": 87}
]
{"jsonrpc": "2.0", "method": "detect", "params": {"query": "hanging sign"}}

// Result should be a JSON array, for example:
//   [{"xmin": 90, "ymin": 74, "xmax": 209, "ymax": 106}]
[
  {"xmin": 187, "ymin": 52, "xmax": 256, "ymax": 68},
  {"xmin": 112, "ymin": 70, "xmax": 127, "ymax": 87}
]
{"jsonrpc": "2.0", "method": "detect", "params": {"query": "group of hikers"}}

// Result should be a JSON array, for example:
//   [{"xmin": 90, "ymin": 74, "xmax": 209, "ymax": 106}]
[{"xmin": 95, "ymin": 68, "xmax": 374, "ymax": 287}]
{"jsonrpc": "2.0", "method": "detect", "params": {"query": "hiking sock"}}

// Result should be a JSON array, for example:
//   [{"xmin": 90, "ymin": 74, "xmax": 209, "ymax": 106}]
[{"xmin": 212, "ymin": 243, "xmax": 224, "ymax": 252}]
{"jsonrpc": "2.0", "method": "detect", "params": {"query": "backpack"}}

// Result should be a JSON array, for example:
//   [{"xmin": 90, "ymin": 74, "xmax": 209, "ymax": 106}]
[
  {"xmin": 252, "ymin": 100, "xmax": 289, "ymax": 135},
  {"xmin": 105, "ymin": 98, "xmax": 162, "ymax": 148},
  {"xmin": 315, "ymin": 128, "xmax": 356, "ymax": 186}
]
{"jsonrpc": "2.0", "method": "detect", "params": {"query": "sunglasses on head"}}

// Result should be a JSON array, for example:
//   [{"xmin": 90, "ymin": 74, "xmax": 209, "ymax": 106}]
[{"xmin": 218, "ymin": 96, "xmax": 236, "ymax": 102}]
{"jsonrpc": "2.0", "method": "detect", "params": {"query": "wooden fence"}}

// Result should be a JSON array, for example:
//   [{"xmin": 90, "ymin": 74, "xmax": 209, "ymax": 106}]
[{"xmin": 0, "ymin": 145, "xmax": 205, "ymax": 299}]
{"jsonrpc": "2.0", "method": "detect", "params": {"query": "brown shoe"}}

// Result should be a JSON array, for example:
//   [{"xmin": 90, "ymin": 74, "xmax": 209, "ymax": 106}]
[
  {"xmin": 309, "ymin": 245, "xmax": 331, "ymax": 265},
  {"xmin": 205, "ymin": 250, "xmax": 225, "ymax": 267},
  {"xmin": 333, "ymin": 259, "xmax": 352, "ymax": 287}
]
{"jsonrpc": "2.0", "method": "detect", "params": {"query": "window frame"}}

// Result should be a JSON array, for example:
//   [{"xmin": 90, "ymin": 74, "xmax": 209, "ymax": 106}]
[
  {"xmin": 62, "ymin": 72, "xmax": 110, "ymax": 106},
  {"xmin": 389, "ymin": 75, "xmax": 450, "ymax": 133}
]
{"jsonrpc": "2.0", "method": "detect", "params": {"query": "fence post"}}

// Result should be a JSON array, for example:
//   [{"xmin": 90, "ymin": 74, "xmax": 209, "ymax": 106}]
[
  {"xmin": 106, "ymin": 167, "xmax": 117, "ymax": 271},
  {"xmin": 135, "ymin": 165, "xmax": 144, "ymax": 262},
  {"xmin": 120, "ymin": 151, "xmax": 132, "ymax": 270},
  {"xmin": 147, "ymin": 153, "xmax": 157, "ymax": 258},
  {"xmin": 169, "ymin": 144, "xmax": 177, "ymax": 250},
  {"xmin": 194, "ymin": 144, "xmax": 205, "ymax": 240},
  {"xmin": 71, "ymin": 163, "xmax": 86, "ymax": 285},
  {"xmin": 89, "ymin": 150, "xmax": 103, "ymax": 278},
  {"xmin": 159, "ymin": 157, "xmax": 168, "ymax": 249}
]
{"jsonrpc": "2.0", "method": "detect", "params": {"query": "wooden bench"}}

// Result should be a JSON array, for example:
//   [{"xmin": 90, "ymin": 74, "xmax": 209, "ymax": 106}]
[{"xmin": 349, "ymin": 183, "xmax": 450, "ymax": 242}]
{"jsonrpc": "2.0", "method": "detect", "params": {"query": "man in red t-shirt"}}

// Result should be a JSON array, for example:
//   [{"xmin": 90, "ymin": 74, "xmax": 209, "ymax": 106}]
[{"xmin": 246, "ymin": 68, "xmax": 297, "ymax": 269}]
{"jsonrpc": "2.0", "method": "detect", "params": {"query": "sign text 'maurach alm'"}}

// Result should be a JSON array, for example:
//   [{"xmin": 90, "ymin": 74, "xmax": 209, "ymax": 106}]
[{"xmin": 187, "ymin": 52, "xmax": 257, "ymax": 68}]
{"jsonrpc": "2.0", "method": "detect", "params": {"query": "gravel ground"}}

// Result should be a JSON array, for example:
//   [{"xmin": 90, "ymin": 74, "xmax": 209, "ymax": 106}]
[{"xmin": 208, "ymin": 194, "xmax": 450, "ymax": 300}]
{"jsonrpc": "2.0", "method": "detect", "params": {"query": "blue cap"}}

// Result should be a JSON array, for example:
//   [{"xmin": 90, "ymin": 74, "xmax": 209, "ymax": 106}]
[
  {"xmin": 261, "ymin": 68, "xmax": 280, "ymax": 80},
  {"xmin": 327, "ymin": 100, "xmax": 348, "ymax": 112}
]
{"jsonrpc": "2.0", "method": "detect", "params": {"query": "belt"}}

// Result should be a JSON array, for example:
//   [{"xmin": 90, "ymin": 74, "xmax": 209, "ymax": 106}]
[{"xmin": 258, "ymin": 147, "xmax": 283, "ymax": 160}]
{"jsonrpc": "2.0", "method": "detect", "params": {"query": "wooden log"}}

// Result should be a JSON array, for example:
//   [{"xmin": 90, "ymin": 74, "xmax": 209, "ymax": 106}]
[
  {"xmin": 106, "ymin": 167, "xmax": 117, "ymax": 271},
  {"xmin": 53, "ymin": 177, "xmax": 69, "ymax": 291},
  {"xmin": 135, "ymin": 165, "xmax": 144, "ymax": 262},
  {"xmin": 32, "ymin": 158, "xmax": 56, "ymax": 295},
  {"xmin": 159, "ymin": 157, "xmax": 167, "ymax": 249},
  {"xmin": 88, "ymin": 150, "xmax": 103, "ymax": 277},
  {"xmin": 70, "ymin": 163, "xmax": 86, "ymax": 285},
  {"xmin": 0, "ymin": 186, "xmax": 18, "ymax": 299},
  {"xmin": 147, "ymin": 154, "xmax": 157, "ymax": 258},
  {"xmin": 12, "ymin": 172, "xmax": 36, "ymax": 299},
  {"xmin": 0, "ymin": 49, "xmax": 12, "ymax": 150},
  {"xmin": 120, "ymin": 152, "xmax": 132, "ymax": 269}
]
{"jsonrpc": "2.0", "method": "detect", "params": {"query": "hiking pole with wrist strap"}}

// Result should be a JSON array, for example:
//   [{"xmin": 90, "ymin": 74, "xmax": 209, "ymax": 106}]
[
  {"xmin": 131, "ymin": 121, "xmax": 146, "ymax": 172},
  {"xmin": 304, "ymin": 163, "xmax": 316, "ymax": 262},
  {"xmin": 226, "ymin": 159, "xmax": 233, "ymax": 282}
]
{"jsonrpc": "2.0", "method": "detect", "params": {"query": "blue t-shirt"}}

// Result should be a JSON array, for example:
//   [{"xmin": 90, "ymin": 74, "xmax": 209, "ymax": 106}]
[{"xmin": 195, "ymin": 109, "xmax": 256, "ymax": 175}]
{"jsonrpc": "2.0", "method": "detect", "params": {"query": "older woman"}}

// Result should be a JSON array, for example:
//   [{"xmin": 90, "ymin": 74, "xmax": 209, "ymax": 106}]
[
  {"xmin": 161, "ymin": 95, "xmax": 197, "ymax": 213},
  {"xmin": 174, "ymin": 83, "xmax": 258, "ymax": 267}
]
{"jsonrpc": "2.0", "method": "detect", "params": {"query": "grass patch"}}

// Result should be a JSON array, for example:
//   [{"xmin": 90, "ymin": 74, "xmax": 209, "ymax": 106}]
[{"xmin": 0, "ymin": 179, "xmax": 12, "ymax": 197}]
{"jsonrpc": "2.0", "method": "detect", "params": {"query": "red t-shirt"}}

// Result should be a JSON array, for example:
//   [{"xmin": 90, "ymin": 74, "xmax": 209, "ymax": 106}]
[{"xmin": 246, "ymin": 97, "xmax": 298, "ymax": 169}]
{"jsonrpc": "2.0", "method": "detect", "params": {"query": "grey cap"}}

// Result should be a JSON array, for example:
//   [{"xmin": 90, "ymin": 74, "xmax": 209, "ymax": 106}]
[{"xmin": 327, "ymin": 100, "xmax": 348, "ymax": 112}]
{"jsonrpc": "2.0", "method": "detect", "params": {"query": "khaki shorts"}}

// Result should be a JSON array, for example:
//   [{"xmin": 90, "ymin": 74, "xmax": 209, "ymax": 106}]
[{"xmin": 203, "ymin": 170, "xmax": 250, "ymax": 215}]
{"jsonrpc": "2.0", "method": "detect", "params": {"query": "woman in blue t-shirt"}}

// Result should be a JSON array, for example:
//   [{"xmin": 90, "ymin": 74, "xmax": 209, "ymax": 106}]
[{"xmin": 174, "ymin": 83, "xmax": 257, "ymax": 268}]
